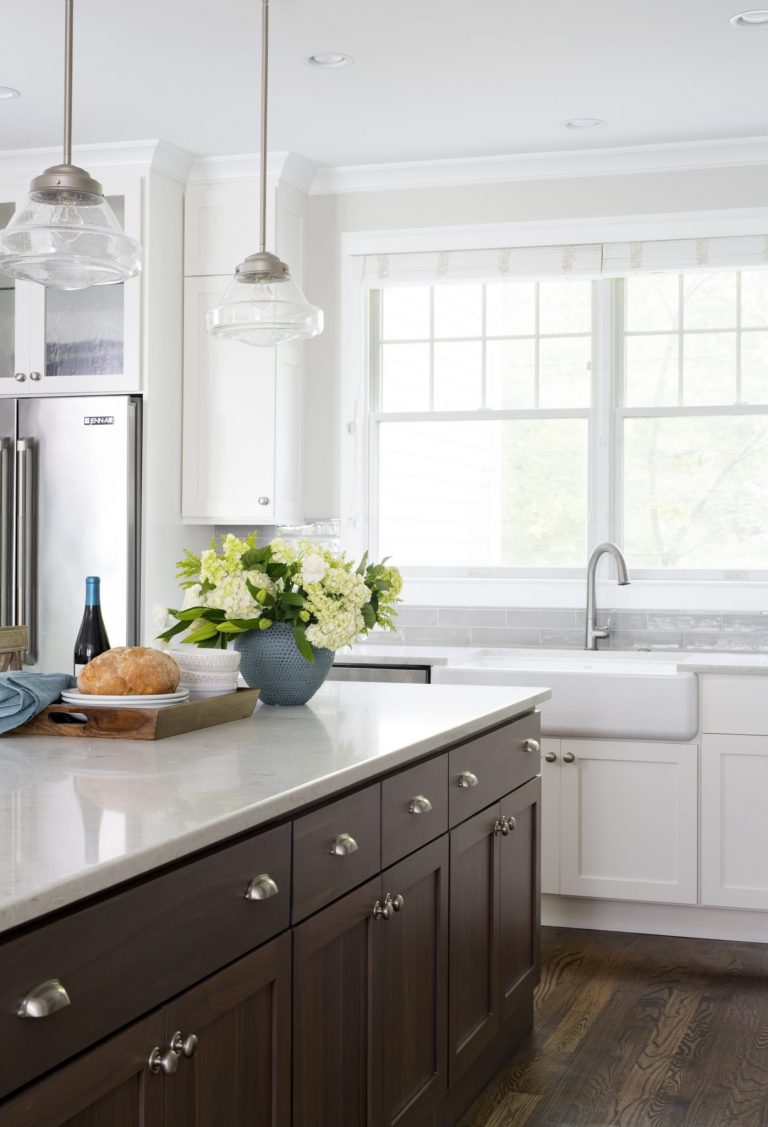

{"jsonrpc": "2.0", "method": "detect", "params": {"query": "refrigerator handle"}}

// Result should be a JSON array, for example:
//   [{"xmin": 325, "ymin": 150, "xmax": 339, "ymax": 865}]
[
  {"xmin": 0, "ymin": 438, "xmax": 10, "ymax": 627},
  {"xmin": 16, "ymin": 439, "xmax": 36, "ymax": 665}
]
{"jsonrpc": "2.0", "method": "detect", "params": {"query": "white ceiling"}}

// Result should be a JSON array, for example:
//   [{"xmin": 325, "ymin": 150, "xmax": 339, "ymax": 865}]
[{"xmin": 0, "ymin": 0, "xmax": 766, "ymax": 168}]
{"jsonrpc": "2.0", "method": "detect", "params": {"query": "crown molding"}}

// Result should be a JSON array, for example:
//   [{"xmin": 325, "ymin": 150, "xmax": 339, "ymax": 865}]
[
  {"xmin": 0, "ymin": 139, "xmax": 193, "ymax": 184},
  {"xmin": 310, "ymin": 135, "xmax": 768, "ymax": 195},
  {"xmin": 188, "ymin": 150, "xmax": 317, "ymax": 193}
]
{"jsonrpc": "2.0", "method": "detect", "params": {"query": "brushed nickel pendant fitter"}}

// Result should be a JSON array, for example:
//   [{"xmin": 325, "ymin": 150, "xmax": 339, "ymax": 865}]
[
  {"xmin": 206, "ymin": 0, "xmax": 323, "ymax": 346},
  {"xmin": 0, "ymin": 0, "xmax": 142, "ymax": 290}
]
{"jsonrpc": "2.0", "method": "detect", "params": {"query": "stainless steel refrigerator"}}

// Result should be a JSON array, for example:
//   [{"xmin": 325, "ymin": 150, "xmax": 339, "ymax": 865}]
[{"xmin": 0, "ymin": 395, "xmax": 141, "ymax": 673}]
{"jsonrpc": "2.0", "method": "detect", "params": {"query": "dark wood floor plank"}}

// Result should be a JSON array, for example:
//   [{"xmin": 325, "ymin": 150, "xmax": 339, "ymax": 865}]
[{"xmin": 460, "ymin": 926, "xmax": 768, "ymax": 1127}]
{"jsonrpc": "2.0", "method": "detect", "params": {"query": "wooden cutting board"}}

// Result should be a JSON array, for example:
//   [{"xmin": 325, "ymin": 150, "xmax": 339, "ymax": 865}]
[{"xmin": 12, "ymin": 688, "xmax": 261, "ymax": 741}]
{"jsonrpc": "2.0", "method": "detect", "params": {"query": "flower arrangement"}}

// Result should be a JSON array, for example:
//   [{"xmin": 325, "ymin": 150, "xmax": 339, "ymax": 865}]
[{"xmin": 157, "ymin": 532, "xmax": 403, "ymax": 661}]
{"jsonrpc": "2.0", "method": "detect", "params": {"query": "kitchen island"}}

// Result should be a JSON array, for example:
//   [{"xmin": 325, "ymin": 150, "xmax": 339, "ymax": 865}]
[{"xmin": 0, "ymin": 680, "xmax": 548, "ymax": 1127}]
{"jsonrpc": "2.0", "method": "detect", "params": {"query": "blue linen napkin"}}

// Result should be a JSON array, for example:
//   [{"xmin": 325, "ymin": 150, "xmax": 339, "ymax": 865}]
[{"xmin": 0, "ymin": 672, "xmax": 76, "ymax": 733}]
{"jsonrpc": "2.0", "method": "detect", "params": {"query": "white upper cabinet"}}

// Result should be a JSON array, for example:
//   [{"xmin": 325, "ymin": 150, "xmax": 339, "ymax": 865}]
[
  {"xmin": 0, "ymin": 177, "xmax": 142, "ymax": 396},
  {"xmin": 181, "ymin": 175, "xmax": 308, "ymax": 525}
]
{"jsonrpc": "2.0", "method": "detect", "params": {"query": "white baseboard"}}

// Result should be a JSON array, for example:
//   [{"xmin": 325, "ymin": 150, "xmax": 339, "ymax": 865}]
[{"xmin": 542, "ymin": 894, "xmax": 768, "ymax": 944}]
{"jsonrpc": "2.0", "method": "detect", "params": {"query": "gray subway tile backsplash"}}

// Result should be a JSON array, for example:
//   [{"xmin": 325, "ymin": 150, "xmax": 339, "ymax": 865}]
[{"xmin": 386, "ymin": 606, "xmax": 768, "ymax": 652}]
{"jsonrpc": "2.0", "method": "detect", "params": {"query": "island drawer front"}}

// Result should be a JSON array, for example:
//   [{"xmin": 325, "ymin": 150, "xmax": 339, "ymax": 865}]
[
  {"xmin": 381, "ymin": 753, "xmax": 448, "ymax": 868},
  {"xmin": 292, "ymin": 784, "xmax": 381, "ymax": 922},
  {"xmin": 448, "ymin": 713, "xmax": 540, "ymax": 827},
  {"xmin": 0, "ymin": 821, "xmax": 291, "ymax": 1099}
]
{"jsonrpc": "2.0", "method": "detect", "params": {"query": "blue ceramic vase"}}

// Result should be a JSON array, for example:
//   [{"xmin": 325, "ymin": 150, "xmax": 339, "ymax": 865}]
[{"xmin": 234, "ymin": 622, "xmax": 335, "ymax": 706}]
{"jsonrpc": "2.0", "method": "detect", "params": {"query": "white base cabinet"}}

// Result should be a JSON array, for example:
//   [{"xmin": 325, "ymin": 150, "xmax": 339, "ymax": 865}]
[
  {"xmin": 701, "ymin": 734, "xmax": 768, "ymax": 911},
  {"xmin": 540, "ymin": 739, "xmax": 698, "ymax": 905}
]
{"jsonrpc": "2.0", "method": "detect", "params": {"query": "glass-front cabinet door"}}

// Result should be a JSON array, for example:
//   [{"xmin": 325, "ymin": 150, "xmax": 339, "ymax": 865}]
[
  {"xmin": 0, "ymin": 191, "xmax": 27, "ymax": 387},
  {"xmin": 3, "ymin": 177, "xmax": 142, "ymax": 395}
]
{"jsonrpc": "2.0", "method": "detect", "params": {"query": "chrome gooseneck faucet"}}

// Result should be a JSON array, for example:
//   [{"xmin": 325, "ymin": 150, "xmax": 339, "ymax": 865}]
[{"xmin": 585, "ymin": 542, "xmax": 630, "ymax": 650}]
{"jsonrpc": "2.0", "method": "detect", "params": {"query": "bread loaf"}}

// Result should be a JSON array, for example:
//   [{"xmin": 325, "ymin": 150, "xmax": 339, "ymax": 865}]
[{"xmin": 77, "ymin": 647, "xmax": 181, "ymax": 696}]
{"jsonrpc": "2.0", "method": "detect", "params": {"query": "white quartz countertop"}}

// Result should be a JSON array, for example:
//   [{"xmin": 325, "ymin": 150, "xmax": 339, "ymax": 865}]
[
  {"xmin": 334, "ymin": 645, "xmax": 484, "ymax": 667},
  {"xmin": 0, "ymin": 681, "xmax": 549, "ymax": 935},
  {"xmin": 676, "ymin": 653, "xmax": 768, "ymax": 674}
]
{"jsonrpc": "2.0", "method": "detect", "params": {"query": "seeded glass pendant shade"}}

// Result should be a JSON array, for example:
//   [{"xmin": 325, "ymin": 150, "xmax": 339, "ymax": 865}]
[
  {"xmin": 207, "ymin": 0, "xmax": 322, "ymax": 346},
  {"xmin": 0, "ymin": 1, "xmax": 142, "ymax": 290}
]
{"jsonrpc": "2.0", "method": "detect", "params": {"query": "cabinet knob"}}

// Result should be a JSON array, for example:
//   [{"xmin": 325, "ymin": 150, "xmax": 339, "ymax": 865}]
[
  {"xmin": 373, "ymin": 897, "xmax": 393, "ymax": 921},
  {"xmin": 563, "ymin": 751, "xmax": 576, "ymax": 763},
  {"xmin": 507, "ymin": 816, "xmax": 517, "ymax": 832},
  {"xmin": 14, "ymin": 372, "xmax": 25, "ymax": 382},
  {"xmin": 245, "ymin": 873, "xmax": 279, "ymax": 900},
  {"xmin": 457, "ymin": 771, "xmax": 479, "ymax": 789},
  {"xmin": 148, "ymin": 1046, "xmax": 179, "ymax": 1075},
  {"xmin": 390, "ymin": 892, "xmax": 404, "ymax": 912},
  {"xmin": 171, "ymin": 1030, "xmax": 199, "ymax": 1059},
  {"xmin": 330, "ymin": 832, "xmax": 358, "ymax": 856},
  {"xmin": 17, "ymin": 978, "xmax": 71, "ymax": 1019},
  {"xmin": 494, "ymin": 817, "xmax": 510, "ymax": 837},
  {"xmin": 258, "ymin": 496, "xmax": 270, "ymax": 506},
  {"xmin": 544, "ymin": 751, "xmax": 558, "ymax": 763},
  {"xmin": 29, "ymin": 371, "xmax": 42, "ymax": 382},
  {"xmin": 409, "ymin": 794, "xmax": 432, "ymax": 814},
  {"xmin": 523, "ymin": 738, "xmax": 541, "ymax": 754}
]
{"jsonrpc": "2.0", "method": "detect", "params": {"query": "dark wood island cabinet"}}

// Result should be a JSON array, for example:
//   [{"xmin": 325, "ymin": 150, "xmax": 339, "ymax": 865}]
[{"xmin": 0, "ymin": 709, "xmax": 541, "ymax": 1127}]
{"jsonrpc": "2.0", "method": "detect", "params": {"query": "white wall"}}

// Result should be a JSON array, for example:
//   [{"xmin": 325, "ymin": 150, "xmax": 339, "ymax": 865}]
[{"xmin": 303, "ymin": 163, "xmax": 768, "ymax": 519}]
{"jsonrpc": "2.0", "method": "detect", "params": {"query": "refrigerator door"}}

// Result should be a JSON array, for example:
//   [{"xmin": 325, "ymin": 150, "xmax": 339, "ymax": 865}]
[
  {"xmin": 17, "ymin": 395, "xmax": 141, "ymax": 673},
  {"xmin": 0, "ymin": 398, "xmax": 14, "ymax": 627}
]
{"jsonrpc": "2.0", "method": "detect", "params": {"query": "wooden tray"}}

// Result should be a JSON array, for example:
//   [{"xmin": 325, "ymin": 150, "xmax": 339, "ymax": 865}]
[{"xmin": 13, "ymin": 688, "xmax": 261, "ymax": 741}]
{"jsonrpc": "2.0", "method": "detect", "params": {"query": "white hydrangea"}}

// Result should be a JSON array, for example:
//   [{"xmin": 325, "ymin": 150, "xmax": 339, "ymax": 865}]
[
  {"xmin": 269, "ymin": 538, "xmax": 297, "ymax": 565},
  {"xmin": 300, "ymin": 553, "xmax": 328, "ymax": 586}
]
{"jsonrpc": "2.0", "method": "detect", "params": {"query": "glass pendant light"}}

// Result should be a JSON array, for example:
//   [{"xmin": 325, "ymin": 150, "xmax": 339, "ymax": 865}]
[
  {"xmin": 207, "ymin": 0, "xmax": 323, "ymax": 346},
  {"xmin": 0, "ymin": 0, "xmax": 142, "ymax": 291}
]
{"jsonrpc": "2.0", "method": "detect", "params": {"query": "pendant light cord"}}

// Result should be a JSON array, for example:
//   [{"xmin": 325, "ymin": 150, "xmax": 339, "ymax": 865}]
[
  {"xmin": 259, "ymin": 0, "xmax": 269, "ymax": 255},
  {"xmin": 63, "ymin": 0, "xmax": 74, "ymax": 167}
]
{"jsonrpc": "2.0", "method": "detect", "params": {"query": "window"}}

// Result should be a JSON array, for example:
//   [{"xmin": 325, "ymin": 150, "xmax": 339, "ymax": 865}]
[
  {"xmin": 619, "ymin": 271, "xmax": 768, "ymax": 571},
  {"xmin": 368, "ymin": 267, "xmax": 768, "ymax": 577},
  {"xmin": 371, "ymin": 280, "xmax": 594, "ymax": 569}
]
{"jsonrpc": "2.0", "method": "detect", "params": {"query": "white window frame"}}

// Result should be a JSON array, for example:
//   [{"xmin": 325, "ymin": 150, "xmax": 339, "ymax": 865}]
[{"xmin": 340, "ymin": 207, "xmax": 768, "ymax": 610}]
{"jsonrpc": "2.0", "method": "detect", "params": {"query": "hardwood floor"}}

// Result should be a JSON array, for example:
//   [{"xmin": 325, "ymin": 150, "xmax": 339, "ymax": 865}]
[{"xmin": 458, "ymin": 926, "xmax": 768, "ymax": 1127}]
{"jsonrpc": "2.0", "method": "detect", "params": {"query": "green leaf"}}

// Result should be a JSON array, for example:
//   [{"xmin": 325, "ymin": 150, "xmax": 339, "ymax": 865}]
[
  {"xmin": 356, "ymin": 550, "xmax": 369, "ymax": 575},
  {"xmin": 361, "ymin": 603, "xmax": 376, "ymax": 629},
  {"xmin": 183, "ymin": 622, "xmax": 220, "ymax": 644},
  {"xmin": 281, "ymin": 592, "xmax": 306, "ymax": 607},
  {"xmin": 217, "ymin": 621, "xmax": 244, "ymax": 634},
  {"xmin": 230, "ymin": 617, "xmax": 267, "ymax": 630},
  {"xmin": 293, "ymin": 626, "xmax": 314, "ymax": 663},
  {"xmin": 155, "ymin": 620, "xmax": 188, "ymax": 643},
  {"xmin": 169, "ymin": 605, "xmax": 207, "ymax": 621}
]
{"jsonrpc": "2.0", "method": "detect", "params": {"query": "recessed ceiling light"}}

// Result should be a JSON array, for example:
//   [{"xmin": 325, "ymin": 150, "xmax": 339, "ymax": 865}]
[
  {"xmin": 0, "ymin": 86, "xmax": 20, "ymax": 100},
  {"xmin": 731, "ymin": 9, "xmax": 768, "ymax": 24},
  {"xmin": 308, "ymin": 52, "xmax": 354, "ymax": 68},
  {"xmin": 565, "ymin": 117, "xmax": 606, "ymax": 130}
]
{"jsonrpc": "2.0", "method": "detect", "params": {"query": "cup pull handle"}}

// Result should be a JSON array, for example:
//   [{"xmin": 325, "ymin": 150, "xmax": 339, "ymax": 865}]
[
  {"xmin": 409, "ymin": 795, "xmax": 432, "ymax": 814},
  {"xmin": 458, "ymin": 771, "xmax": 479, "ymax": 789},
  {"xmin": 17, "ymin": 979, "xmax": 71, "ymax": 1019},
  {"xmin": 245, "ymin": 873, "xmax": 279, "ymax": 900},
  {"xmin": 330, "ymin": 832, "xmax": 358, "ymax": 856}
]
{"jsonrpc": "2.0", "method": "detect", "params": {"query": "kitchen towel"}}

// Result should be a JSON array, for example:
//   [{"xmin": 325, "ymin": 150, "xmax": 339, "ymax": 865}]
[{"xmin": 0, "ymin": 672, "xmax": 76, "ymax": 733}]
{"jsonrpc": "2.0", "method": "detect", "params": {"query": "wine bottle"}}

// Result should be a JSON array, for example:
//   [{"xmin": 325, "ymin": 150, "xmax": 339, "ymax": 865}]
[{"xmin": 74, "ymin": 576, "xmax": 111, "ymax": 677}]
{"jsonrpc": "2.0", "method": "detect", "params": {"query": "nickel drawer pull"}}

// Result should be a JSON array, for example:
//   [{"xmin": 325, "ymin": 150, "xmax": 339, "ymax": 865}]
[
  {"xmin": 330, "ymin": 832, "xmax": 359, "ymax": 856},
  {"xmin": 245, "ymin": 873, "xmax": 279, "ymax": 900},
  {"xmin": 148, "ymin": 1046, "xmax": 179, "ymax": 1075},
  {"xmin": 523, "ymin": 738, "xmax": 541, "ymax": 754},
  {"xmin": 457, "ymin": 771, "xmax": 479, "ymax": 789},
  {"xmin": 171, "ymin": 1030, "xmax": 199, "ymax": 1059},
  {"xmin": 409, "ymin": 794, "xmax": 432, "ymax": 814},
  {"xmin": 373, "ymin": 897, "xmax": 393, "ymax": 921},
  {"xmin": 17, "ymin": 979, "xmax": 71, "ymax": 1019}
]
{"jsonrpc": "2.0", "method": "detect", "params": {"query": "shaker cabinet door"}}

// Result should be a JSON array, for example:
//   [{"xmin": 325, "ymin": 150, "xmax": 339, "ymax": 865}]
[
  {"xmin": 377, "ymin": 835, "xmax": 449, "ymax": 1127},
  {"xmin": 293, "ymin": 876, "xmax": 383, "ymax": 1127},
  {"xmin": 0, "ymin": 1012, "xmax": 165, "ymax": 1127},
  {"xmin": 448, "ymin": 802, "xmax": 501, "ymax": 1085},
  {"xmin": 499, "ymin": 777, "xmax": 541, "ymax": 1022},
  {"xmin": 164, "ymin": 932, "xmax": 291, "ymax": 1127}
]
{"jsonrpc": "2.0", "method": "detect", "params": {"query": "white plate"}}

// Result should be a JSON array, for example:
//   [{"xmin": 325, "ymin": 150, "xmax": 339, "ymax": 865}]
[{"xmin": 62, "ymin": 689, "xmax": 189, "ymax": 707}]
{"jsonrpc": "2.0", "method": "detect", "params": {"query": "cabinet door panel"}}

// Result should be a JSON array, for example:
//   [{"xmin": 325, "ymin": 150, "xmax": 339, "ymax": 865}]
[
  {"xmin": 448, "ymin": 802, "xmax": 501, "ymax": 1085},
  {"xmin": 294, "ymin": 876, "xmax": 382, "ymax": 1127},
  {"xmin": 378, "ymin": 836, "xmax": 448, "ymax": 1127},
  {"xmin": 702, "ymin": 734, "xmax": 768, "ymax": 909},
  {"xmin": 0, "ymin": 1013, "xmax": 164, "ymax": 1127},
  {"xmin": 164, "ymin": 932, "xmax": 291, "ymax": 1127},
  {"xmin": 559, "ymin": 739, "xmax": 697, "ymax": 904},
  {"xmin": 182, "ymin": 276, "xmax": 276, "ymax": 523},
  {"xmin": 540, "ymin": 739, "xmax": 560, "ymax": 894},
  {"xmin": 500, "ymin": 778, "xmax": 541, "ymax": 1022}
]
